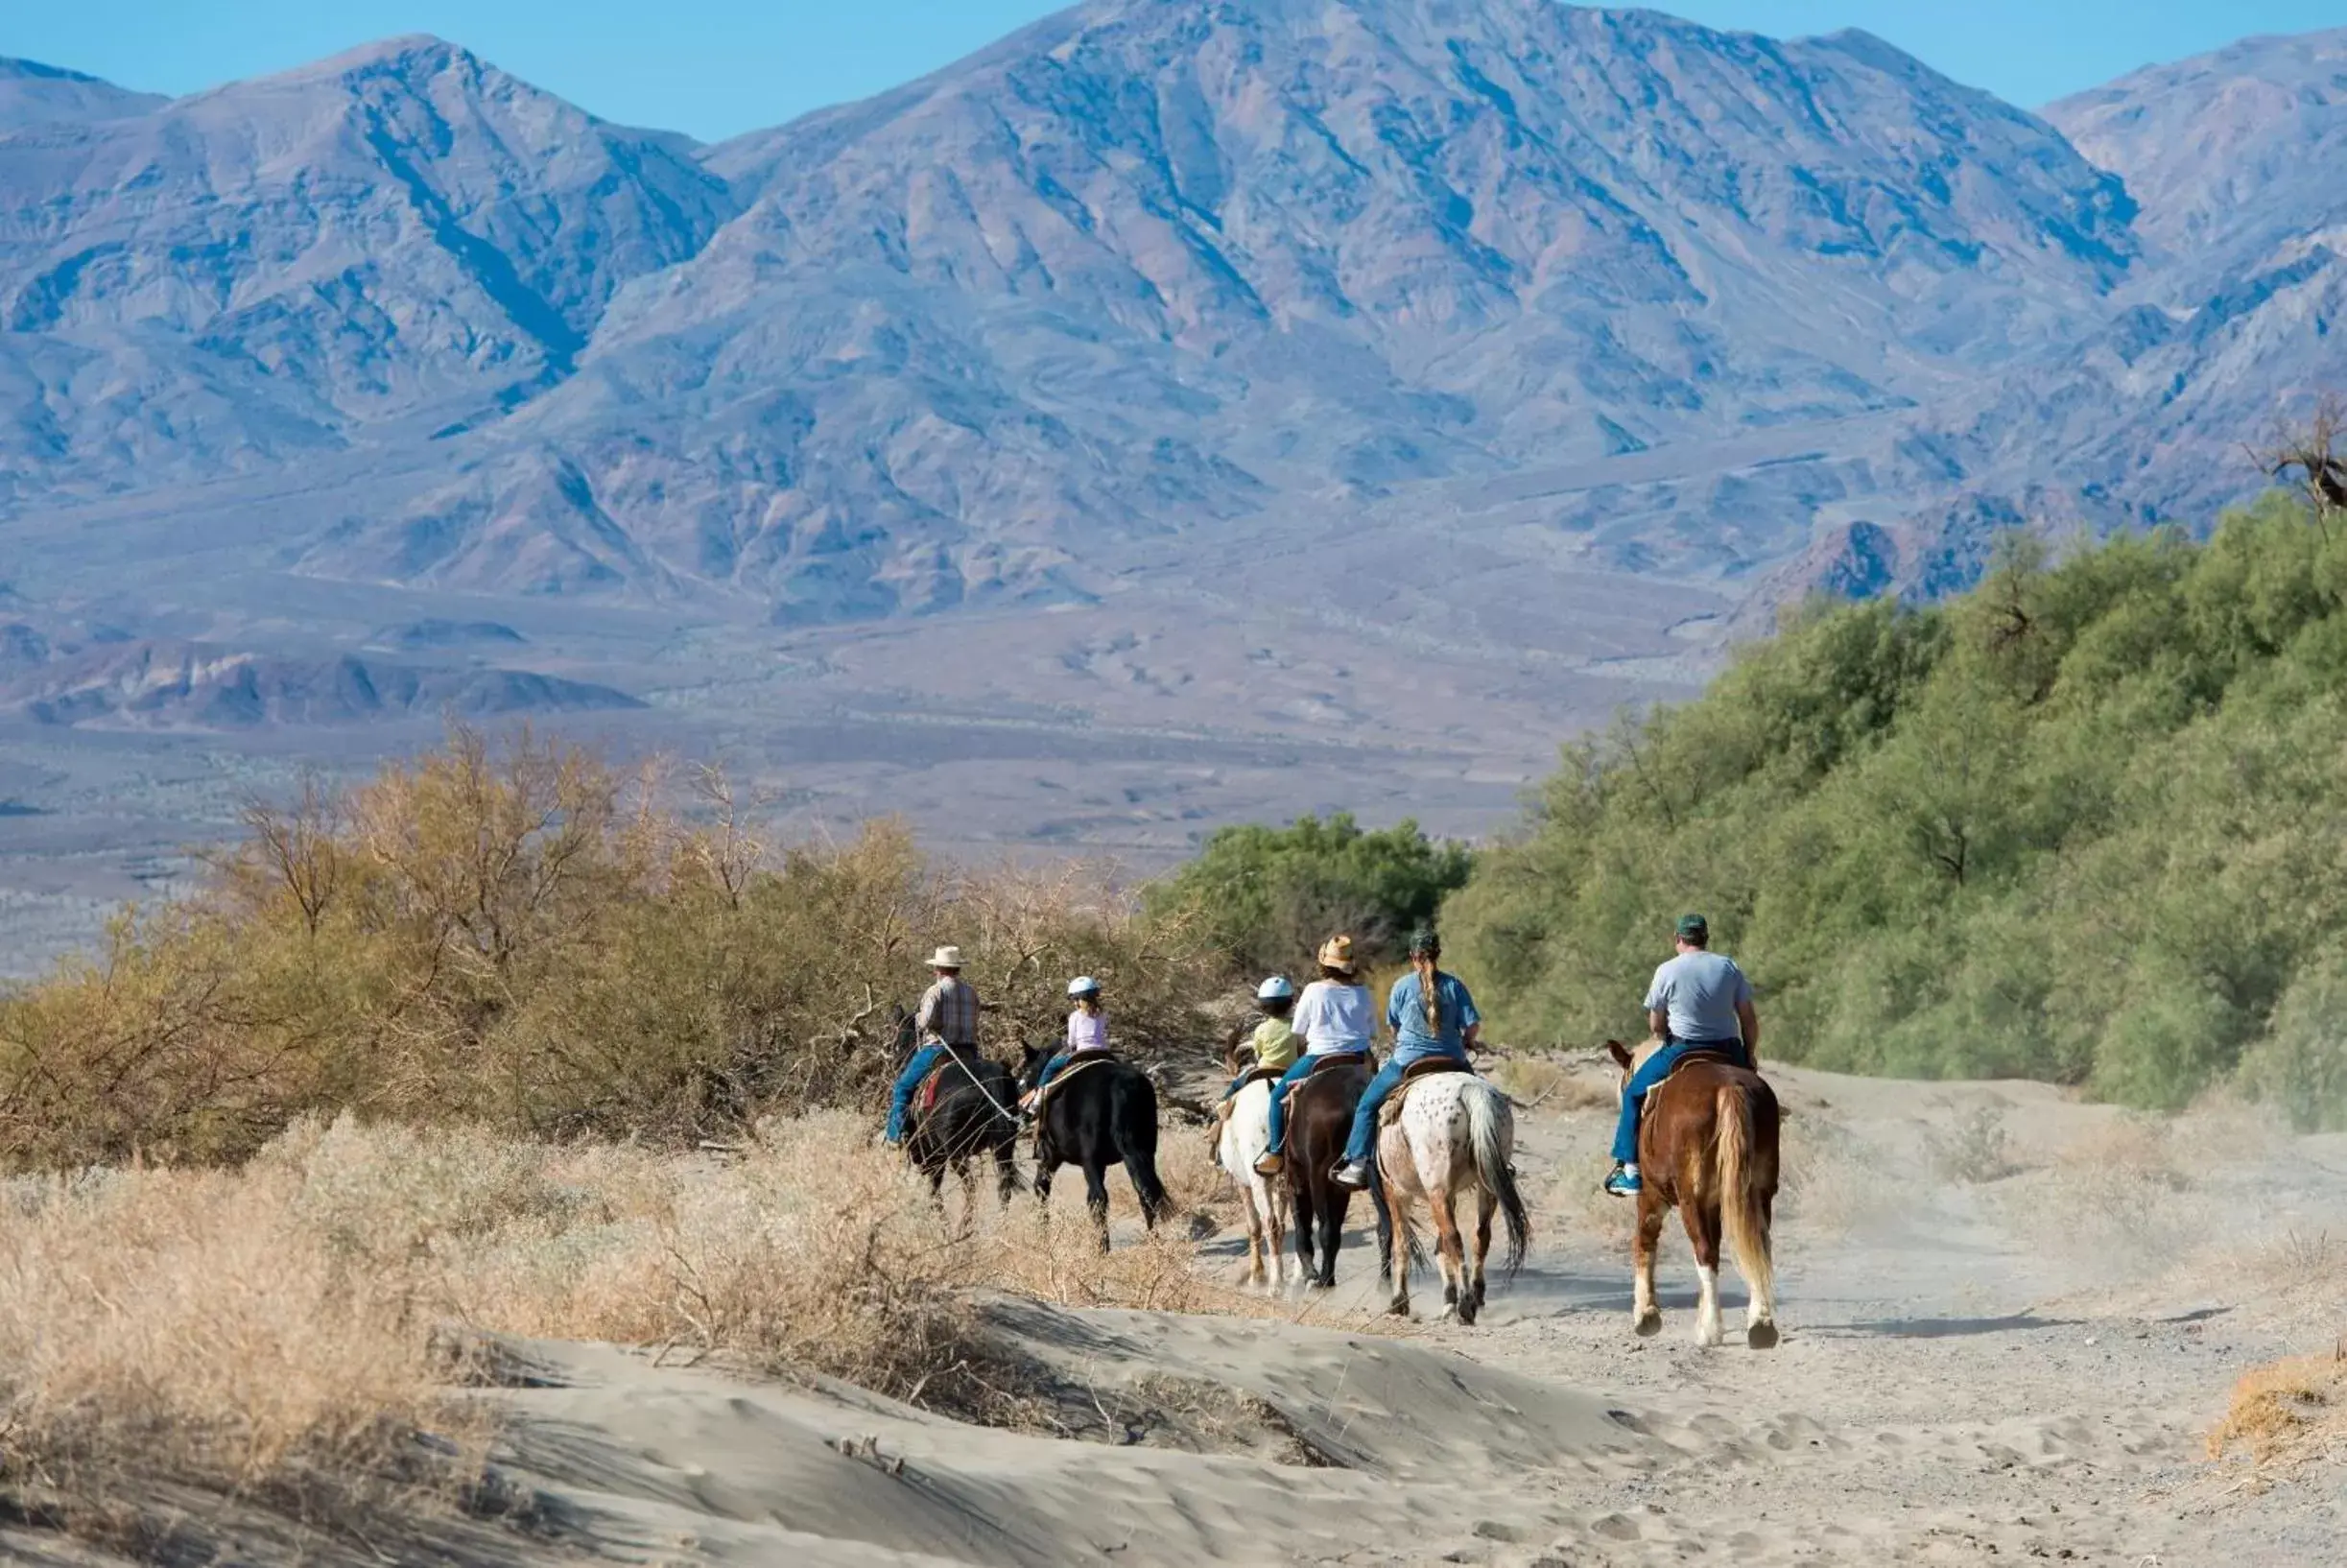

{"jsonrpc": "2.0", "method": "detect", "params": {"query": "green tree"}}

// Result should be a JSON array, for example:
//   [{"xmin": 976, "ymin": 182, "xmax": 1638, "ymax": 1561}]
[{"xmin": 1145, "ymin": 813, "xmax": 1473, "ymax": 977}]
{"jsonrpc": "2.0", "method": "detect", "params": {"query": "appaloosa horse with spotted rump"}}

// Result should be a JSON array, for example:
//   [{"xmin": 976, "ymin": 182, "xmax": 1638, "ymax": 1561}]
[
  {"xmin": 1605, "ymin": 1038, "xmax": 1780, "ymax": 1348},
  {"xmin": 1373, "ymin": 1061, "xmax": 1529, "ymax": 1324}
]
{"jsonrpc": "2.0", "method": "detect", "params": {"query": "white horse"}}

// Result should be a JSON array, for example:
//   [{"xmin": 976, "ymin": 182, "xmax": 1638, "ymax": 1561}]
[
  {"xmin": 1217, "ymin": 1079, "xmax": 1293, "ymax": 1290},
  {"xmin": 1374, "ymin": 1072, "xmax": 1529, "ymax": 1324}
]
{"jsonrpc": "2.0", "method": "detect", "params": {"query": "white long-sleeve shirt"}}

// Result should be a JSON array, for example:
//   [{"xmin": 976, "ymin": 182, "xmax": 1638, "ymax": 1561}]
[{"xmin": 1066, "ymin": 1008, "xmax": 1110, "ymax": 1054}]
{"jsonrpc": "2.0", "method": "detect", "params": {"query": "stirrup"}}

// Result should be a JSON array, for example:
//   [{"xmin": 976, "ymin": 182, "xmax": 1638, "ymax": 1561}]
[
  {"xmin": 1331, "ymin": 1159, "xmax": 1372, "ymax": 1190},
  {"xmin": 1603, "ymin": 1164, "xmax": 1642, "ymax": 1198},
  {"xmin": 1253, "ymin": 1152, "xmax": 1285, "ymax": 1176}
]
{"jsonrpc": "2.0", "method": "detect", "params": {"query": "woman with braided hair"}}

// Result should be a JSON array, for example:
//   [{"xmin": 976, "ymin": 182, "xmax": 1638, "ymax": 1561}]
[{"xmin": 1330, "ymin": 927, "xmax": 1481, "ymax": 1190}]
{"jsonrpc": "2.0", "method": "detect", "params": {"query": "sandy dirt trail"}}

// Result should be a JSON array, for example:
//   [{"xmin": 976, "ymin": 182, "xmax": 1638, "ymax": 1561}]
[
  {"xmin": 428, "ymin": 1062, "xmax": 2345, "ymax": 1567},
  {"xmin": 26, "ymin": 1064, "xmax": 2337, "ymax": 1566}
]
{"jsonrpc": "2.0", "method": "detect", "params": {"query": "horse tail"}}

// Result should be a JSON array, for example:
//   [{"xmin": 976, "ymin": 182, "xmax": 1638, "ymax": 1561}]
[
  {"xmin": 1464, "ymin": 1079, "xmax": 1529, "ymax": 1278},
  {"xmin": 1120, "ymin": 1073, "xmax": 1172, "ymax": 1225},
  {"xmin": 1716, "ymin": 1083, "xmax": 1774, "ymax": 1308}
]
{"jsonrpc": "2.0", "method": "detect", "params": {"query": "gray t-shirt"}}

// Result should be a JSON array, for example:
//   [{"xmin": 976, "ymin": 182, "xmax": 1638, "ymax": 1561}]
[{"xmin": 1644, "ymin": 950, "xmax": 1752, "ymax": 1043}]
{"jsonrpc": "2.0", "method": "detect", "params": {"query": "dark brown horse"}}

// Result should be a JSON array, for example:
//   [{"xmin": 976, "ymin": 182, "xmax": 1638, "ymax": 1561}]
[
  {"xmin": 1281, "ymin": 1057, "xmax": 1370, "ymax": 1290},
  {"xmin": 1605, "ymin": 1039, "xmax": 1781, "ymax": 1348}
]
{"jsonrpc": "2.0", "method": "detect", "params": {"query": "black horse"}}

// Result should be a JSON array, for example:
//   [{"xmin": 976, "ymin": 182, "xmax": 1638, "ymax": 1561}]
[
  {"xmin": 903, "ymin": 1046, "xmax": 1024, "ymax": 1222},
  {"xmin": 1015, "ymin": 1044, "xmax": 1171, "ymax": 1249}
]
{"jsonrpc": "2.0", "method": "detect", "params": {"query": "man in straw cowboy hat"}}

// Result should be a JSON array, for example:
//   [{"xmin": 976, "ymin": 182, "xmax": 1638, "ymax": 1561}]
[
  {"xmin": 885, "ymin": 945, "xmax": 984, "ymax": 1147},
  {"xmin": 1253, "ymin": 934, "xmax": 1376, "ymax": 1176}
]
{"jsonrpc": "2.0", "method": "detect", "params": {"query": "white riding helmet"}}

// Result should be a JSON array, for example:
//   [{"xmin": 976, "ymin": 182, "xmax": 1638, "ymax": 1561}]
[
  {"xmin": 1067, "ymin": 976, "xmax": 1102, "ymax": 998},
  {"xmin": 1256, "ymin": 975, "xmax": 1295, "ymax": 1002}
]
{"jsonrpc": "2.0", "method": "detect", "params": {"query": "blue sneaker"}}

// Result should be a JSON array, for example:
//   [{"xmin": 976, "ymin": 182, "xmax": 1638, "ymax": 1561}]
[{"xmin": 1603, "ymin": 1163, "xmax": 1642, "ymax": 1199}]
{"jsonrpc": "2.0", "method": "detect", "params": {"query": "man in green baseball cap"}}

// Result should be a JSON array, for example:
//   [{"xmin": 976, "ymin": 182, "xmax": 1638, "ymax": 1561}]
[{"xmin": 1604, "ymin": 914, "xmax": 1760, "ymax": 1198}]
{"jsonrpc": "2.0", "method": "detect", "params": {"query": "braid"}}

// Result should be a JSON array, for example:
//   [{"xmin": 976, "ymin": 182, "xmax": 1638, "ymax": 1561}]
[{"xmin": 1418, "ymin": 954, "xmax": 1440, "ymax": 1033}]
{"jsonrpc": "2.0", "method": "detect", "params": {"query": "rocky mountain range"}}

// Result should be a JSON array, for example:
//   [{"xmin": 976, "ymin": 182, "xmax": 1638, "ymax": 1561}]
[{"xmin": 0, "ymin": 2, "xmax": 2339, "ymax": 966}]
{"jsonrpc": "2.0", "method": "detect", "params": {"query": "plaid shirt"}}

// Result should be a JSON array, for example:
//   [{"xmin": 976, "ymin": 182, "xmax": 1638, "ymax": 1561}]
[{"xmin": 915, "ymin": 976, "xmax": 981, "ymax": 1046}]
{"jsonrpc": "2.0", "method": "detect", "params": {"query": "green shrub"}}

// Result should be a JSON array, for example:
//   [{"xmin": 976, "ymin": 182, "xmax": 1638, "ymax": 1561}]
[
  {"xmin": 1143, "ymin": 812, "xmax": 1472, "ymax": 976},
  {"xmin": 2239, "ymin": 955, "xmax": 2347, "ymax": 1131},
  {"xmin": 1449, "ymin": 491, "xmax": 2347, "ymax": 1111}
]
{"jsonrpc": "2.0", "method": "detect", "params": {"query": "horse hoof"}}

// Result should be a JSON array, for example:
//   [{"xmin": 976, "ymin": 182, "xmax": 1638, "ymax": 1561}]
[
  {"xmin": 1633, "ymin": 1311, "xmax": 1662, "ymax": 1338},
  {"xmin": 1695, "ymin": 1324, "xmax": 1724, "ymax": 1349},
  {"xmin": 1386, "ymin": 1298, "xmax": 1411, "ymax": 1319},
  {"xmin": 1457, "ymin": 1297, "xmax": 1480, "ymax": 1327},
  {"xmin": 1747, "ymin": 1319, "xmax": 1780, "ymax": 1351}
]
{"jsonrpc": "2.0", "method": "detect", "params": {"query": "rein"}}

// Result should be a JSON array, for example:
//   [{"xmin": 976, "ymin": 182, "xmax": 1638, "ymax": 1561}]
[{"xmin": 933, "ymin": 1039, "xmax": 1020, "ymax": 1125}]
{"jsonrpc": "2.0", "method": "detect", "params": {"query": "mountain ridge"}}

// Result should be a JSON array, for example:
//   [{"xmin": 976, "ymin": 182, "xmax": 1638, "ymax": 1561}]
[{"xmin": 0, "ymin": 4, "xmax": 2332, "ymax": 725}]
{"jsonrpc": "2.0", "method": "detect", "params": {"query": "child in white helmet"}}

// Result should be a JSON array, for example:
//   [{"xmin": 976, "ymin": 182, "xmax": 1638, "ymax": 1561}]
[
  {"xmin": 1024, "ymin": 976, "xmax": 1109, "ymax": 1108},
  {"xmin": 1223, "ymin": 976, "xmax": 1300, "ymax": 1101}
]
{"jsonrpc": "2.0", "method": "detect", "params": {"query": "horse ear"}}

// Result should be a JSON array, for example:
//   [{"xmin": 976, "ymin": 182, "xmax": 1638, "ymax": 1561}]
[{"xmin": 1604, "ymin": 1039, "xmax": 1634, "ymax": 1069}]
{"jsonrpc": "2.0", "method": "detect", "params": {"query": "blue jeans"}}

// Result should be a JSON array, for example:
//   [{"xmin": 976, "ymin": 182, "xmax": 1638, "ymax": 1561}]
[
  {"xmin": 1263, "ymin": 1056, "xmax": 1328, "ymax": 1153},
  {"xmin": 1614, "ymin": 1038, "xmax": 1749, "ymax": 1163},
  {"xmin": 1342, "ymin": 1052, "xmax": 1472, "ymax": 1166},
  {"xmin": 887, "ymin": 1043, "xmax": 953, "ymax": 1143},
  {"xmin": 1034, "ymin": 1049, "xmax": 1075, "ymax": 1092}
]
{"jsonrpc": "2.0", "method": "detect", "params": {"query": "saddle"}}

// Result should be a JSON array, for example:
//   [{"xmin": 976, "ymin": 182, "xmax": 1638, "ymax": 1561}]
[
  {"xmin": 1378, "ymin": 1057, "xmax": 1476, "ymax": 1128},
  {"xmin": 1281, "ymin": 1051, "xmax": 1370, "ymax": 1112},
  {"xmin": 1033, "ymin": 1051, "xmax": 1118, "ymax": 1113},
  {"xmin": 1659, "ymin": 1047, "xmax": 1746, "ymax": 1088},
  {"xmin": 1229, "ymin": 1064, "xmax": 1284, "ymax": 1095}
]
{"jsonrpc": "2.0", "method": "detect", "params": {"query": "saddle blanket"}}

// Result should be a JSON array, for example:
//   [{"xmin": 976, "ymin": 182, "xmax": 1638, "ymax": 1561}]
[
  {"xmin": 916, "ymin": 1063, "xmax": 952, "ymax": 1117},
  {"xmin": 1377, "ymin": 1057, "xmax": 1476, "ymax": 1127}
]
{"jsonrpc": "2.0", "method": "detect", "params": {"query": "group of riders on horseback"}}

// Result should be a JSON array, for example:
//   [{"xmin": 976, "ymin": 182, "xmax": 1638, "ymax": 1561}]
[
  {"xmin": 885, "ymin": 912, "xmax": 1759, "ymax": 1203},
  {"xmin": 878, "ymin": 915, "xmax": 1776, "ymax": 1341}
]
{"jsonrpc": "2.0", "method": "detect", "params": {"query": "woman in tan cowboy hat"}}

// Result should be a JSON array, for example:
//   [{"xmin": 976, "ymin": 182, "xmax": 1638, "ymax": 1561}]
[{"xmin": 1254, "ymin": 935, "xmax": 1375, "ymax": 1176}]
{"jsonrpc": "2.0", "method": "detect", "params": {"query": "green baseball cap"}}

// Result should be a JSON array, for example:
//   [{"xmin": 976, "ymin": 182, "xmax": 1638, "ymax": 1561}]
[{"xmin": 1675, "ymin": 914, "xmax": 1709, "ymax": 941}]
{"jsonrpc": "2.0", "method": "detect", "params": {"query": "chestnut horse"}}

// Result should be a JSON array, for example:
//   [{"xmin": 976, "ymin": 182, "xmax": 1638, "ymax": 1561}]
[{"xmin": 1605, "ymin": 1039, "xmax": 1780, "ymax": 1348}]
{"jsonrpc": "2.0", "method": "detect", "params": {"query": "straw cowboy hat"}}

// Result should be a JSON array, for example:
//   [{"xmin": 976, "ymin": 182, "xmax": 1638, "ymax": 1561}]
[
  {"xmin": 1316, "ymin": 934, "xmax": 1359, "ymax": 975},
  {"xmin": 928, "ymin": 946, "xmax": 964, "ymax": 970}
]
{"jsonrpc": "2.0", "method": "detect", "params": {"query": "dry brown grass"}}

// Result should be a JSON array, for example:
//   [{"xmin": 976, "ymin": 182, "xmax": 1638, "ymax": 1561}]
[
  {"xmin": 1488, "ymin": 1051, "xmax": 1614, "ymax": 1115},
  {"xmin": 0, "ymin": 1107, "xmax": 1355, "ymax": 1550},
  {"xmin": 0, "ymin": 1152, "xmax": 483, "ymax": 1547},
  {"xmin": 2209, "ymin": 1341, "xmax": 2347, "ymax": 1463},
  {"xmin": 1776, "ymin": 1106, "xmax": 1898, "ymax": 1238},
  {"xmin": 0, "ymin": 727, "xmax": 1222, "ymax": 1170}
]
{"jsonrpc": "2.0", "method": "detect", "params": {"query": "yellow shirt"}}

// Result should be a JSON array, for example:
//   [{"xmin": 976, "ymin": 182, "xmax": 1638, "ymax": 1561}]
[{"xmin": 1249, "ymin": 1016, "xmax": 1300, "ymax": 1072}]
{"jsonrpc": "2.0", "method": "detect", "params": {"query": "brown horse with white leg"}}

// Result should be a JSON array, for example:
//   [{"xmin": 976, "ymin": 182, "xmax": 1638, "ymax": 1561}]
[{"xmin": 1605, "ymin": 1039, "xmax": 1780, "ymax": 1348}]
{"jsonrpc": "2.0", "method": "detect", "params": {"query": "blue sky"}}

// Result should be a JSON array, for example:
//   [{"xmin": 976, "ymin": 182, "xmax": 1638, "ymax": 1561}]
[{"xmin": 4, "ymin": 1, "xmax": 2337, "ymax": 143}]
